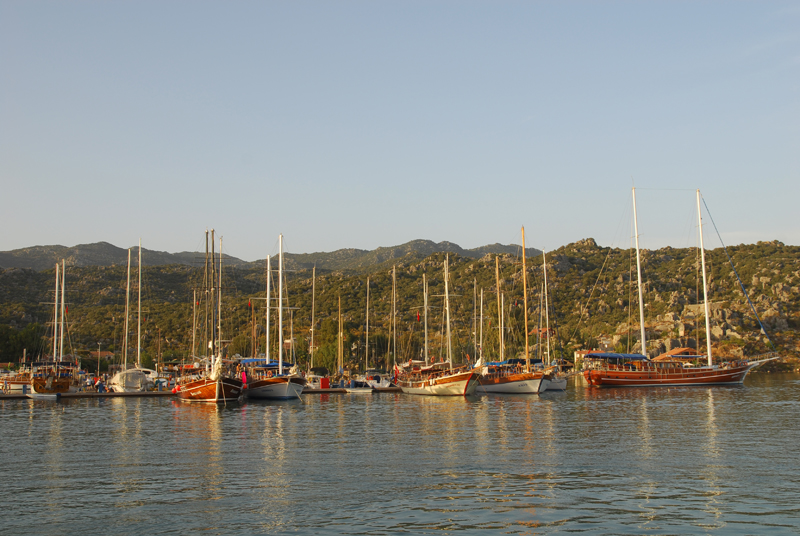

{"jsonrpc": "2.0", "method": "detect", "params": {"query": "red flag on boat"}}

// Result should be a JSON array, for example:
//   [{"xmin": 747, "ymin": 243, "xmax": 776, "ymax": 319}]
[
  {"xmin": 417, "ymin": 311, "xmax": 420, "ymax": 322},
  {"xmin": 248, "ymin": 299, "xmax": 251, "ymax": 308}
]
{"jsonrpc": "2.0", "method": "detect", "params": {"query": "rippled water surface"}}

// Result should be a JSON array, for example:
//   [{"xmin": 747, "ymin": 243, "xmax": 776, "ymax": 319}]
[{"xmin": 1, "ymin": 374, "xmax": 799, "ymax": 535}]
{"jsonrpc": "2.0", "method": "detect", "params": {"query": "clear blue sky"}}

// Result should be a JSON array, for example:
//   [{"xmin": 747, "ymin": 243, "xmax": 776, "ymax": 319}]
[{"xmin": 2, "ymin": 1, "xmax": 798, "ymax": 261}]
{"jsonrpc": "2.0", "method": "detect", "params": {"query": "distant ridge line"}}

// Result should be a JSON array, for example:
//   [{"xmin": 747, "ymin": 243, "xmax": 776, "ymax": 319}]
[{"xmin": 0, "ymin": 240, "xmax": 543, "ymax": 273}]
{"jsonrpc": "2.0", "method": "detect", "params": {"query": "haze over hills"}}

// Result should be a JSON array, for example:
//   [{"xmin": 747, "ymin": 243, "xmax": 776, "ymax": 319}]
[{"xmin": 0, "ymin": 240, "xmax": 542, "ymax": 273}]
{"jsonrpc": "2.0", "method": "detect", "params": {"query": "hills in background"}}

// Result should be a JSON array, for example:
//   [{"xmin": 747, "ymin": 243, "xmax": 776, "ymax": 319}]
[
  {"xmin": 1, "ymin": 238, "xmax": 798, "ymax": 373},
  {"xmin": 0, "ymin": 240, "xmax": 542, "ymax": 273}
]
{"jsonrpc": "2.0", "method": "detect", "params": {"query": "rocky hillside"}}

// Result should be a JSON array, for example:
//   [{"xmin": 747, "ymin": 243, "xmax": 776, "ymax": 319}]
[{"xmin": 0, "ymin": 238, "xmax": 797, "ymax": 373}]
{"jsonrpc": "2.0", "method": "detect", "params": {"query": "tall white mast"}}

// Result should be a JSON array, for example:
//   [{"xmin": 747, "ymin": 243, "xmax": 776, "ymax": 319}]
[
  {"xmin": 365, "ymin": 276, "xmax": 369, "ymax": 370},
  {"xmin": 53, "ymin": 262, "xmax": 59, "ymax": 359},
  {"xmin": 495, "ymin": 256, "xmax": 503, "ymax": 361},
  {"xmin": 542, "ymin": 250, "xmax": 551, "ymax": 363},
  {"xmin": 632, "ymin": 187, "xmax": 647, "ymax": 356},
  {"xmin": 210, "ymin": 230, "xmax": 215, "ymax": 368},
  {"xmin": 278, "ymin": 234, "xmax": 284, "ymax": 375},
  {"xmin": 473, "ymin": 278, "xmax": 477, "ymax": 360},
  {"xmin": 266, "ymin": 255, "xmax": 271, "ymax": 363},
  {"xmin": 123, "ymin": 249, "xmax": 131, "ymax": 370},
  {"xmin": 392, "ymin": 265, "xmax": 397, "ymax": 369},
  {"xmin": 59, "ymin": 259, "xmax": 65, "ymax": 361},
  {"xmin": 218, "ymin": 236, "xmax": 223, "ymax": 364},
  {"xmin": 338, "ymin": 296, "xmax": 343, "ymax": 372},
  {"xmin": 522, "ymin": 226, "xmax": 530, "ymax": 372},
  {"xmin": 137, "ymin": 238, "xmax": 142, "ymax": 369},
  {"xmin": 479, "ymin": 288, "xmax": 484, "ymax": 360},
  {"xmin": 697, "ymin": 189, "xmax": 713, "ymax": 366},
  {"xmin": 423, "ymin": 273, "xmax": 429, "ymax": 365},
  {"xmin": 444, "ymin": 254, "xmax": 453, "ymax": 371},
  {"xmin": 310, "ymin": 264, "xmax": 315, "ymax": 369}
]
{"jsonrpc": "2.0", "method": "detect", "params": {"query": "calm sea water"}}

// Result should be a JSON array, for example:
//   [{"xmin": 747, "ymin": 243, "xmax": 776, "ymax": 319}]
[{"xmin": 1, "ymin": 374, "xmax": 798, "ymax": 535}]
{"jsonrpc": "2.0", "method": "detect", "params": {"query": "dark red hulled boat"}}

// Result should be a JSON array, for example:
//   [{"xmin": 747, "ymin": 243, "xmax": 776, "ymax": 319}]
[
  {"xmin": 175, "ymin": 229, "xmax": 243, "ymax": 404},
  {"xmin": 582, "ymin": 352, "xmax": 778, "ymax": 387},
  {"xmin": 176, "ymin": 375, "xmax": 243, "ymax": 403}
]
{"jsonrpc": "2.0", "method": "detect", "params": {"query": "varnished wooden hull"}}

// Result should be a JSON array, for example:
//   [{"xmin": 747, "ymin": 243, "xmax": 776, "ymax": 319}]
[
  {"xmin": 31, "ymin": 377, "xmax": 71, "ymax": 394},
  {"xmin": 583, "ymin": 362, "xmax": 757, "ymax": 387},
  {"xmin": 476, "ymin": 371, "xmax": 545, "ymax": 394},
  {"xmin": 399, "ymin": 370, "xmax": 479, "ymax": 396},
  {"xmin": 176, "ymin": 376, "xmax": 243, "ymax": 403},
  {"xmin": 246, "ymin": 376, "xmax": 307, "ymax": 400}
]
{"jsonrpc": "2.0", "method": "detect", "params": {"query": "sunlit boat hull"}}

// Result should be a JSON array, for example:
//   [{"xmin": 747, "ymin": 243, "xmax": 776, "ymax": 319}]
[
  {"xmin": 542, "ymin": 378, "xmax": 567, "ymax": 390},
  {"xmin": 476, "ymin": 371, "xmax": 545, "ymax": 394},
  {"xmin": 583, "ymin": 362, "xmax": 760, "ymax": 387},
  {"xmin": 246, "ymin": 376, "xmax": 307, "ymax": 400},
  {"xmin": 176, "ymin": 377, "xmax": 243, "ymax": 403},
  {"xmin": 2, "ymin": 376, "xmax": 31, "ymax": 393},
  {"xmin": 399, "ymin": 370, "xmax": 479, "ymax": 396},
  {"xmin": 31, "ymin": 377, "xmax": 71, "ymax": 394}
]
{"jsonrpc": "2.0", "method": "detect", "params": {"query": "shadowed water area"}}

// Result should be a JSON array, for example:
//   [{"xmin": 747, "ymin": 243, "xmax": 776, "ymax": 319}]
[{"xmin": 1, "ymin": 373, "xmax": 798, "ymax": 535}]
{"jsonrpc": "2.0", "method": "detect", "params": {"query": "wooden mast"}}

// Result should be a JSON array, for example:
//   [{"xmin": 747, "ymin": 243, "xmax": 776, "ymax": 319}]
[
  {"xmin": 522, "ymin": 226, "xmax": 530, "ymax": 373},
  {"xmin": 191, "ymin": 289, "xmax": 197, "ymax": 357}
]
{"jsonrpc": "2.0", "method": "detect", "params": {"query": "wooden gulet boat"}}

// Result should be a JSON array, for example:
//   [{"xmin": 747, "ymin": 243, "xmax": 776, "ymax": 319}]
[
  {"xmin": 245, "ymin": 234, "xmax": 307, "ymax": 400},
  {"xmin": 582, "ymin": 188, "xmax": 779, "ymax": 388},
  {"xmin": 398, "ymin": 255, "xmax": 479, "ymax": 396},
  {"xmin": 30, "ymin": 260, "xmax": 73, "ymax": 397},
  {"xmin": 582, "ymin": 352, "xmax": 777, "ymax": 387},
  {"xmin": 176, "ymin": 231, "xmax": 243, "ymax": 404},
  {"xmin": 477, "ymin": 227, "xmax": 546, "ymax": 395}
]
